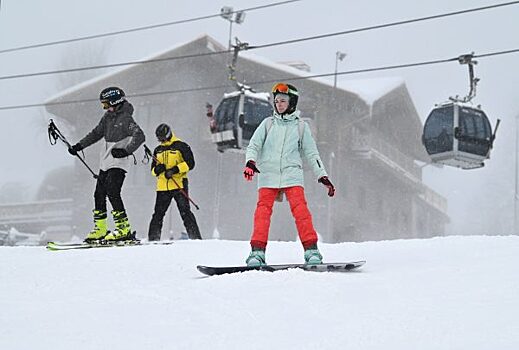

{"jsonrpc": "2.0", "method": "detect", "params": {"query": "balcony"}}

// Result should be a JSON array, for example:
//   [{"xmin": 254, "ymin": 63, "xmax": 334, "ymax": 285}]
[{"xmin": 350, "ymin": 128, "xmax": 421, "ymax": 185}]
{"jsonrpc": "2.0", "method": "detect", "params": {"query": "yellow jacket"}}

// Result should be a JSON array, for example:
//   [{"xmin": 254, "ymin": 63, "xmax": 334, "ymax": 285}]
[{"xmin": 151, "ymin": 134, "xmax": 195, "ymax": 191}]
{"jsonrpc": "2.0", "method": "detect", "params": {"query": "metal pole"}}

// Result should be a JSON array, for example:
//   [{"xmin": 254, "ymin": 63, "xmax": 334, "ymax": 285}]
[
  {"xmin": 327, "ymin": 152, "xmax": 335, "ymax": 239},
  {"xmin": 334, "ymin": 54, "xmax": 339, "ymax": 88},
  {"xmin": 228, "ymin": 20, "xmax": 233, "ymax": 50},
  {"xmin": 213, "ymin": 152, "xmax": 223, "ymax": 236}
]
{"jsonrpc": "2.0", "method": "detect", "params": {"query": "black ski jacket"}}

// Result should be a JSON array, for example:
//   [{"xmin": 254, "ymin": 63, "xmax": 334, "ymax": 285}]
[{"xmin": 79, "ymin": 101, "xmax": 145, "ymax": 171}]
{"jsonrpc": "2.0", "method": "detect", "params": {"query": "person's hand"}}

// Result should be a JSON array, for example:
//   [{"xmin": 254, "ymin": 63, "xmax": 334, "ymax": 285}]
[
  {"xmin": 111, "ymin": 148, "xmax": 129, "ymax": 158},
  {"xmin": 68, "ymin": 143, "xmax": 82, "ymax": 156},
  {"xmin": 243, "ymin": 160, "xmax": 260, "ymax": 181},
  {"xmin": 318, "ymin": 176, "xmax": 335, "ymax": 197},
  {"xmin": 165, "ymin": 166, "xmax": 180, "ymax": 179},
  {"xmin": 154, "ymin": 164, "xmax": 166, "ymax": 176}
]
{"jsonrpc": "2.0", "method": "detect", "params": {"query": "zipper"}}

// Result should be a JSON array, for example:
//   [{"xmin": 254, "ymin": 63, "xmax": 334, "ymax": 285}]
[{"xmin": 279, "ymin": 122, "xmax": 288, "ymax": 188}]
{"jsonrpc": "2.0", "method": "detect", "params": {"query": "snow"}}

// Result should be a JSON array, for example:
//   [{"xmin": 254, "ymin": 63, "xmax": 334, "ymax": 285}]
[
  {"xmin": 44, "ymin": 33, "xmax": 217, "ymax": 103},
  {"xmin": 337, "ymin": 77, "xmax": 404, "ymax": 105},
  {"xmin": 240, "ymin": 50, "xmax": 404, "ymax": 105},
  {"xmin": 223, "ymin": 90, "xmax": 270, "ymax": 101},
  {"xmin": 44, "ymin": 34, "xmax": 405, "ymax": 107},
  {"xmin": 1, "ymin": 235, "xmax": 518, "ymax": 350}
]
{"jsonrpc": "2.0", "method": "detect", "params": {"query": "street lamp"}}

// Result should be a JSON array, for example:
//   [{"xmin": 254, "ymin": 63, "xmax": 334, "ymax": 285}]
[
  {"xmin": 334, "ymin": 51, "xmax": 347, "ymax": 88},
  {"xmin": 220, "ymin": 6, "xmax": 246, "ymax": 49}
]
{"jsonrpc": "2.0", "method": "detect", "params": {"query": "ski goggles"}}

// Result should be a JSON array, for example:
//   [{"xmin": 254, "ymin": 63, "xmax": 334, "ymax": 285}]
[
  {"xmin": 271, "ymin": 83, "xmax": 298, "ymax": 96},
  {"xmin": 101, "ymin": 100, "xmax": 111, "ymax": 109}
]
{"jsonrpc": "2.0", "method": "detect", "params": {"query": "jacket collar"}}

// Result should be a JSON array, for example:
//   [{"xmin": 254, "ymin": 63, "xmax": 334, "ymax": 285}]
[
  {"xmin": 161, "ymin": 133, "xmax": 180, "ymax": 146},
  {"xmin": 273, "ymin": 109, "xmax": 300, "ymax": 122},
  {"xmin": 105, "ymin": 101, "xmax": 133, "ymax": 117}
]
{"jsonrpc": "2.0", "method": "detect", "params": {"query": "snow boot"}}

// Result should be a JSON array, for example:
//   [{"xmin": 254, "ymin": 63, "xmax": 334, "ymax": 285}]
[
  {"xmin": 84, "ymin": 210, "xmax": 108, "ymax": 242},
  {"xmin": 105, "ymin": 210, "xmax": 133, "ymax": 241},
  {"xmin": 304, "ymin": 245, "xmax": 323, "ymax": 265},
  {"xmin": 246, "ymin": 247, "xmax": 266, "ymax": 267}
]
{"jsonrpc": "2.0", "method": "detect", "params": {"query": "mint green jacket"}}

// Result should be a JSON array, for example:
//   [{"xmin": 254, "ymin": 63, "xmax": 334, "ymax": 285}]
[{"xmin": 245, "ymin": 110, "xmax": 327, "ymax": 189}]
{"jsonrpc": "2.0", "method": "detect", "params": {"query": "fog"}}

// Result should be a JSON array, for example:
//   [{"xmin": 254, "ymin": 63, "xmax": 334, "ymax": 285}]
[{"xmin": 1, "ymin": 0, "xmax": 518, "ymax": 236}]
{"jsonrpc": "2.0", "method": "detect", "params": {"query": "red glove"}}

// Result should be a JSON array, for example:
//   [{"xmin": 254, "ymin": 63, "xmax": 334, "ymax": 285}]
[
  {"xmin": 243, "ymin": 160, "xmax": 260, "ymax": 181},
  {"xmin": 318, "ymin": 176, "xmax": 335, "ymax": 197}
]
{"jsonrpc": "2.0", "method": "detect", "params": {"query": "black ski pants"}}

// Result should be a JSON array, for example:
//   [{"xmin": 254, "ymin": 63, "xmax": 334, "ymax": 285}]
[
  {"xmin": 148, "ymin": 180, "xmax": 202, "ymax": 240},
  {"xmin": 94, "ymin": 168, "xmax": 126, "ymax": 213}
]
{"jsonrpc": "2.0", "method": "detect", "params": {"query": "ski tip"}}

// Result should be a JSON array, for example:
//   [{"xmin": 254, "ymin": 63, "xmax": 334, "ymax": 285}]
[{"xmin": 196, "ymin": 265, "xmax": 214, "ymax": 276}]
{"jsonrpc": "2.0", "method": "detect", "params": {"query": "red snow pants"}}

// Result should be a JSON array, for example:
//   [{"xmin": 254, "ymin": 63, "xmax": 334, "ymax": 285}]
[{"xmin": 250, "ymin": 186, "xmax": 318, "ymax": 250}]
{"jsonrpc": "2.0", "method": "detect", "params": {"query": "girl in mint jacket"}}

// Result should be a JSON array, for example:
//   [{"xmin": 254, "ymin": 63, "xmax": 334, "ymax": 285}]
[{"xmin": 244, "ymin": 83, "xmax": 335, "ymax": 266}]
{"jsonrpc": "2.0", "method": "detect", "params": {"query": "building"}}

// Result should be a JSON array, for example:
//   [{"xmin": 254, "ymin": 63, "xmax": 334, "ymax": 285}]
[{"xmin": 42, "ymin": 34, "xmax": 448, "ymax": 242}]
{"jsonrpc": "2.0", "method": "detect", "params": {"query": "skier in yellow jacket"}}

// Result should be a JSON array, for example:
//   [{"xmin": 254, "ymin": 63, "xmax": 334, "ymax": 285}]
[{"xmin": 147, "ymin": 123, "xmax": 202, "ymax": 240}]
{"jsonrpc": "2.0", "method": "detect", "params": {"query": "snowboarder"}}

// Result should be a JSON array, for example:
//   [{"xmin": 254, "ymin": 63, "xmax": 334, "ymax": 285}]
[
  {"xmin": 243, "ymin": 83, "xmax": 336, "ymax": 266},
  {"xmin": 147, "ymin": 123, "xmax": 202, "ymax": 241},
  {"xmin": 68, "ymin": 86, "xmax": 145, "ymax": 242}
]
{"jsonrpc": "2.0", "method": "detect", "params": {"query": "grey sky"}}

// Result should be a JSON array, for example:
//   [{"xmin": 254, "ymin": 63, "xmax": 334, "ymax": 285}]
[{"xmin": 0, "ymin": 0, "xmax": 518, "ymax": 234}]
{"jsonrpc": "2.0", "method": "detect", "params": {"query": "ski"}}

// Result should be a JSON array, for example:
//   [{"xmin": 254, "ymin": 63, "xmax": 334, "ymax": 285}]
[
  {"xmin": 197, "ymin": 261, "xmax": 366, "ymax": 276},
  {"xmin": 46, "ymin": 240, "xmax": 174, "ymax": 251}
]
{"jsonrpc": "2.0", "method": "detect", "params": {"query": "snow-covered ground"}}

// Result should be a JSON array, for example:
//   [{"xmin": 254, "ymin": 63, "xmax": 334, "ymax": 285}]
[{"xmin": 1, "ymin": 235, "xmax": 518, "ymax": 350}]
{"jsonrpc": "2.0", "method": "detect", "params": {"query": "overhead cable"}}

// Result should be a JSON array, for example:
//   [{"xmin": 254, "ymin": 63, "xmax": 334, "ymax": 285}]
[
  {"xmin": 1, "ymin": 1, "xmax": 518, "ymax": 81},
  {"xmin": 0, "ymin": 48, "xmax": 517, "ymax": 111},
  {"xmin": 0, "ymin": 0, "xmax": 303, "ymax": 54},
  {"xmin": 250, "ymin": 0, "xmax": 519, "ymax": 50}
]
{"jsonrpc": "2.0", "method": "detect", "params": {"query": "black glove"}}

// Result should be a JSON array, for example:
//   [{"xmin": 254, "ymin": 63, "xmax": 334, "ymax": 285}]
[
  {"xmin": 154, "ymin": 164, "xmax": 166, "ymax": 176},
  {"xmin": 111, "ymin": 148, "xmax": 129, "ymax": 158},
  {"xmin": 165, "ymin": 166, "xmax": 180, "ymax": 179},
  {"xmin": 243, "ymin": 160, "xmax": 260, "ymax": 181},
  {"xmin": 318, "ymin": 176, "xmax": 335, "ymax": 197},
  {"xmin": 68, "ymin": 143, "xmax": 83, "ymax": 156}
]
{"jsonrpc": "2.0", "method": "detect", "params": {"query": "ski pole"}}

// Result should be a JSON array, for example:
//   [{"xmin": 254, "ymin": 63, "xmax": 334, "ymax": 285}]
[
  {"xmin": 48, "ymin": 119, "xmax": 99, "ymax": 179},
  {"xmin": 143, "ymin": 144, "xmax": 200, "ymax": 210}
]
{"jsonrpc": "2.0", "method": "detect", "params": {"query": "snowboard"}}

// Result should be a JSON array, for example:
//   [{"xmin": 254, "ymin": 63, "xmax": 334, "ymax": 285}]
[
  {"xmin": 46, "ymin": 239, "xmax": 174, "ymax": 251},
  {"xmin": 197, "ymin": 261, "xmax": 366, "ymax": 276}
]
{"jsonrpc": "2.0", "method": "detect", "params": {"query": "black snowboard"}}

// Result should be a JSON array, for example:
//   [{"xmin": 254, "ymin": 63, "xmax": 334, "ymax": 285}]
[{"xmin": 197, "ymin": 261, "xmax": 365, "ymax": 276}]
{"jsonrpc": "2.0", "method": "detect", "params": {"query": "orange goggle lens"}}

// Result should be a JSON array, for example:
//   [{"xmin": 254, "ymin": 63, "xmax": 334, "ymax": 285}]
[{"xmin": 271, "ymin": 83, "xmax": 289, "ymax": 94}]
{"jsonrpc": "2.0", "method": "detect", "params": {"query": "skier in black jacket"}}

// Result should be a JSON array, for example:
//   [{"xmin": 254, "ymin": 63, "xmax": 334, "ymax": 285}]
[{"xmin": 68, "ymin": 87, "xmax": 145, "ymax": 242}]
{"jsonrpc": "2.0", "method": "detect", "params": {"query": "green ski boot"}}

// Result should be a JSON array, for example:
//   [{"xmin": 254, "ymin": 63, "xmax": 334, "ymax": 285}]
[
  {"xmin": 246, "ymin": 247, "xmax": 266, "ymax": 267},
  {"xmin": 304, "ymin": 245, "xmax": 323, "ymax": 265},
  {"xmin": 105, "ymin": 210, "xmax": 133, "ymax": 241},
  {"xmin": 84, "ymin": 210, "xmax": 108, "ymax": 242}
]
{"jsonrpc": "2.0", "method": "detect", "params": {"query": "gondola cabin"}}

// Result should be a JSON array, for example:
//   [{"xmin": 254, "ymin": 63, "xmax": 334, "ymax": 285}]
[
  {"xmin": 422, "ymin": 102, "xmax": 497, "ymax": 169},
  {"xmin": 210, "ymin": 90, "xmax": 273, "ymax": 152}
]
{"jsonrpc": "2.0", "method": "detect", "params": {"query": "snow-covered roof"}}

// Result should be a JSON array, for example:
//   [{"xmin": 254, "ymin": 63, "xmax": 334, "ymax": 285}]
[
  {"xmin": 45, "ymin": 34, "xmax": 218, "ymax": 104},
  {"xmin": 239, "ymin": 50, "xmax": 404, "ymax": 105},
  {"xmin": 46, "ymin": 34, "xmax": 404, "ymax": 106},
  {"xmin": 337, "ymin": 77, "xmax": 405, "ymax": 105},
  {"xmin": 223, "ymin": 90, "xmax": 270, "ymax": 102}
]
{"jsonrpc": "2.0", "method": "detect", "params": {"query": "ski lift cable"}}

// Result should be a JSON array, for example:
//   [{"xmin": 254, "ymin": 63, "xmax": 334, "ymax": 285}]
[
  {"xmin": 0, "ymin": 48, "xmax": 518, "ymax": 112},
  {"xmin": 249, "ymin": 0, "xmax": 519, "ymax": 50},
  {"xmin": 1, "ymin": 1, "xmax": 518, "ymax": 81},
  {"xmin": 0, "ymin": 0, "xmax": 304, "ymax": 55}
]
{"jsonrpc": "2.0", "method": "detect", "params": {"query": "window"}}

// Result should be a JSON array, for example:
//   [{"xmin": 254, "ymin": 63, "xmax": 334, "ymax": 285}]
[
  {"xmin": 242, "ymin": 97, "xmax": 273, "ymax": 141},
  {"xmin": 214, "ymin": 96, "xmax": 239, "ymax": 131},
  {"xmin": 423, "ymin": 105, "xmax": 454, "ymax": 154},
  {"xmin": 457, "ymin": 107, "xmax": 492, "ymax": 156}
]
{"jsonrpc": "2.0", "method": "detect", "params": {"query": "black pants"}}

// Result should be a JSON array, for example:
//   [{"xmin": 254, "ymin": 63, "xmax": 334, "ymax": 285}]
[
  {"xmin": 148, "ymin": 180, "xmax": 202, "ymax": 240},
  {"xmin": 94, "ymin": 168, "xmax": 126, "ymax": 213}
]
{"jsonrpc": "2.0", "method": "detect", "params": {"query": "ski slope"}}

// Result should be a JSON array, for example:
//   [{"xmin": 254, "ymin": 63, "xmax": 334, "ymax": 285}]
[{"xmin": 1, "ymin": 235, "xmax": 518, "ymax": 350}]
